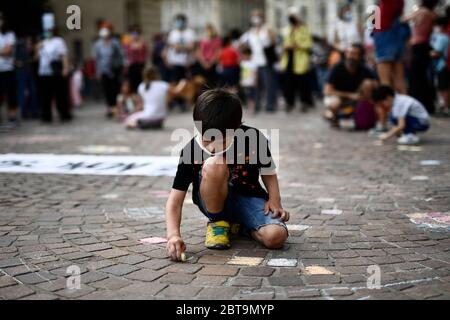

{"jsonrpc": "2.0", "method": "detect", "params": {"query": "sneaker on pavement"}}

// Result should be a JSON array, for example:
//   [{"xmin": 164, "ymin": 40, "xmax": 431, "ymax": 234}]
[
  {"xmin": 205, "ymin": 221, "xmax": 231, "ymax": 250},
  {"xmin": 368, "ymin": 127, "xmax": 388, "ymax": 137},
  {"xmin": 397, "ymin": 133, "xmax": 420, "ymax": 145}
]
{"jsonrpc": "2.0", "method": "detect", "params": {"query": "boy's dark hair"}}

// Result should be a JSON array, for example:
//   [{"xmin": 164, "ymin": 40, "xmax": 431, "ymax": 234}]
[
  {"xmin": 372, "ymin": 85, "xmax": 395, "ymax": 102},
  {"xmin": 435, "ymin": 16, "xmax": 448, "ymax": 27},
  {"xmin": 193, "ymin": 89, "xmax": 243, "ymax": 136}
]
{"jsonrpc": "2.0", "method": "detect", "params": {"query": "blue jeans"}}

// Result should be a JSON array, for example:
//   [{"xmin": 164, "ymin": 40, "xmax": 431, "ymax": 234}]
[
  {"xmin": 390, "ymin": 115, "xmax": 430, "ymax": 134},
  {"xmin": 17, "ymin": 69, "xmax": 38, "ymax": 118},
  {"xmin": 194, "ymin": 176, "xmax": 287, "ymax": 236},
  {"xmin": 256, "ymin": 66, "xmax": 278, "ymax": 112}
]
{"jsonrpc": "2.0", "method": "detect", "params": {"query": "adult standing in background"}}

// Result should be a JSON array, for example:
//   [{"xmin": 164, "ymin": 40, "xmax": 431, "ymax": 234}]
[
  {"xmin": 94, "ymin": 22, "xmax": 125, "ymax": 118},
  {"xmin": 16, "ymin": 35, "xmax": 39, "ymax": 120},
  {"xmin": 165, "ymin": 14, "xmax": 196, "ymax": 84},
  {"xmin": 124, "ymin": 25, "xmax": 148, "ymax": 93},
  {"xmin": 197, "ymin": 24, "xmax": 221, "ymax": 88},
  {"xmin": 36, "ymin": 28, "xmax": 72, "ymax": 123},
  {"xmin": 240, "ymin": 10, "xmax": 278, "ymax": 112},
  {"xmin": 333, "ymin": 3, "xmax": 361, "ymax": 54},
  {"xmin": 0, "ymin": 12, "xmax": 19, "ymax": 128},
  {"xmin": 372, "ymin": 0, "xmax": 408, "ymax": 94},
  {"xmin": 279, "ymin": 7, "xmax": 314, "ymax": 113},
  {"xmin": 403, "ymin": 0, "xmax": 439, "ymax": 114}
]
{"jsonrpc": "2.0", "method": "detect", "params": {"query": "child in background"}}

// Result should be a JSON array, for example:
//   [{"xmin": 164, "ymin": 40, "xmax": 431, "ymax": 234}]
[
  {"xmin": 219, "ymin": 36, "xmax": 240, "ymax": 92},
  {"xmin": 117, "ymin": 79, "xmax": 142, "ymax": 122},
  {"xmin": 431, "ymin": 16, "xmax": 450, "ymax": 116},
  {"xmin": 240, "ymin": 47, "xmax": 258, "ymax": 113},
  {"xmin": 125, "ymin": 67, "xmax": 168, "ymax": 130},
  {"xmin": 70, "ymin": 64, "xmax": 84, "ymax": 109},
  {"xmin": 372, "ymin": 85, "xmax": 431, "ymax": 145}
]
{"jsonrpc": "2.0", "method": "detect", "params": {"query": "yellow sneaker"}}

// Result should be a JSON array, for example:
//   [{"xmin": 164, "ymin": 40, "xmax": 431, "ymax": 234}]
[{"xmin": 205, "ymin": 221, "xmax": 231, "ymax": 250}]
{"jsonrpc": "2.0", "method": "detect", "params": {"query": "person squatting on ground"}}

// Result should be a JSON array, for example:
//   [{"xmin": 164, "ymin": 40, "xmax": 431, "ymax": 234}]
[
  {"xmin": 323, "ymin": 44, "xmax": 377, "ymax": 127},
  {"xmin": 372, "ymin": 85, "xmax": 431, "ymax": 145},
  {"xmin": 165, "ymin": 89, "xmax": 289, "ymax": 261}
]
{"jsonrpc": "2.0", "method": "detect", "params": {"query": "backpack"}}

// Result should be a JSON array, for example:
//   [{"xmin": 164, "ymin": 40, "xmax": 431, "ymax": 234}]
[{"xmin": 354, "ymin": 100, "xmax": 377, "ymax": 130}]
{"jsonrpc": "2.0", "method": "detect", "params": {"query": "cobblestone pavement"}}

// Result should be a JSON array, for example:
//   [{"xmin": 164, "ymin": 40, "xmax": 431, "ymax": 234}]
[{"xmin": 0, "ymin": 103, "xmax": 449, "ymax": 300}]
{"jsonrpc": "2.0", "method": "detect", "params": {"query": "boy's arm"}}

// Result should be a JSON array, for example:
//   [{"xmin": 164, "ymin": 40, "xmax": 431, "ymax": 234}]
[
  {"xmin": 379, "ymin": 117, "xmax": 406, "ymax": 141},
  {"xmin": 261, "ymin": 174, "xmax": 290, "ymax": 222},
  {"xmin": 165, "ymin": 189, "xmax": 187, "ymax": 261}
]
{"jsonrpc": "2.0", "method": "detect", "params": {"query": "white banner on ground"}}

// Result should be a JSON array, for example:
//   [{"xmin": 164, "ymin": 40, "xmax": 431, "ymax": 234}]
[{"xmin": 0, "ymin": 154, "xmax": 179, "ymax": 177}]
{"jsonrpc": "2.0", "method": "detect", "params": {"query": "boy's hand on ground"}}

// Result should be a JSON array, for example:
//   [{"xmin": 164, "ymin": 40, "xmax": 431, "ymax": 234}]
[
  {"xmin": 264, "ymin": 199, "xmax": 290, "ymax": 222},
  {"xmin": 166, "ymin": 236, "xmax": 186, "ymax": 261},
  {"xmin": 379, "ymin": 133, "xmax": 390, "ymax": 141}
]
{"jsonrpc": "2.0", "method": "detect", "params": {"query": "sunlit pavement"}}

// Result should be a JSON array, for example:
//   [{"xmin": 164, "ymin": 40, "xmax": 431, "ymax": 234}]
[{"xmin": 0, "ymin": 102, "xmax": 449, "ymax": 300}]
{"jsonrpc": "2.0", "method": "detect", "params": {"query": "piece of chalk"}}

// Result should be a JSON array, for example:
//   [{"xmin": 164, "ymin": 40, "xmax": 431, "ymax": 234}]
[{"xmin": 181, "ymin": 253, "xmax": 187, "ymax": 262}]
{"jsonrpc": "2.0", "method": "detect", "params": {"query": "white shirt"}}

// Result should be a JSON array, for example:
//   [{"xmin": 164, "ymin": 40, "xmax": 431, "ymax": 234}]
[
  {"xmin": 138, "ymin": 81, "xmax": 170, "ymax": 120},
  {"xmin": 167, "ymin": 29, "xmax": 196, "ymax": 67},
  {"xmin": 240, "ymin": 26, "xmax": 272, "ymax": 67},
  {"xmin": 38, "ymin": 37, "xmax": 68, "ymax": 76},
  {"xmin": 335, "ymin": 20, "xmax": 361, "ymax": 52},
  {"xmin": 0, "ymin": 32, "xmax": 16, "ymax": 72},
  {"xmin": 240, "ymin": 60, "xmax": 258, "ymax": 87},
  {"xmin": 392, "ymin": 94, "xmax": 430, "ymax": 124}
]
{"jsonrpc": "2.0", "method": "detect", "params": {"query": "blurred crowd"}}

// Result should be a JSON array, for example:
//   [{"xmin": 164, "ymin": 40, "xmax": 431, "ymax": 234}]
[{"xmin": 0, "ymin": 0, "xmax": 449, "ymax": 143}]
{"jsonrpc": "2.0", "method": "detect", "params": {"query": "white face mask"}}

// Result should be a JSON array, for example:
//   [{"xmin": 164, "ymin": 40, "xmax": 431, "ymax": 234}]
[
  {"xmin": 251, "ymin": 16, "xmax": 262, "ymax": 26},
  {"xmin": 99, "ymin": 28, "xmax": 110, "ymax": 38},
  {"xmin": 195, "ymin": 128, "xmax": 235, "ymax": 156}
]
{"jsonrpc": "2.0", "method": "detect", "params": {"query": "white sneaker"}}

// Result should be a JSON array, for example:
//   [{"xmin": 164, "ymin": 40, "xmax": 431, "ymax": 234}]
[{"xmin": 397, "ymin": 133, "xmax": 420, "ymax": 145}]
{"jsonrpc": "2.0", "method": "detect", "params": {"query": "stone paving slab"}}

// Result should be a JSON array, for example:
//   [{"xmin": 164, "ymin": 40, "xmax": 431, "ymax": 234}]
[{"xmin": 0, "ymin": 104, "xmax": 449, "ymax": 299}]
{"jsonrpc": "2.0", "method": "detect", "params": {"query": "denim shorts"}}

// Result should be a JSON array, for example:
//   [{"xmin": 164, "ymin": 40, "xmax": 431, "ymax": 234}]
[
  {"xmin": 373, "ymin": 22, "xmax": 408, "ymax": 63},
  {"xmin": 193, "ymin": 175, "xmax": 287, "ymax": 236}
]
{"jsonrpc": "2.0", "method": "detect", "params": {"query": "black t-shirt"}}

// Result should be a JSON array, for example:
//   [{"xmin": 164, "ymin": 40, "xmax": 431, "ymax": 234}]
[
  {"xmin": 327, "ymin": 62, "xmax": 376, "ymax": 93},
  {"xmin": 172, "ymin": 125, "xmax": 276, "ymax": 204}
]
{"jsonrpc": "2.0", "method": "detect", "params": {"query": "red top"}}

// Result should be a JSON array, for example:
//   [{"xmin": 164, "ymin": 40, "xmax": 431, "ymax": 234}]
[
  {"xmin": 378, "ymin": 0, "xmax": 404, "ymax": 32},
  {"xmin": 125, "ymin": 42, "xmax": 149, "ymax": 65},
  {"xmin": 220, "ymin": 46, "xmax": 240, "ymax": 68},
  {"xmin": 200, "ymin": 37, "xmax": 222, "ymax": 64}
]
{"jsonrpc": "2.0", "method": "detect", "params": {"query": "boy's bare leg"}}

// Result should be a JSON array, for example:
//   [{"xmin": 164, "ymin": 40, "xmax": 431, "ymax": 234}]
[
  {"xmin": 200, "ymin": 156, "xmax": 229, "ymax": 213},
  {"xmin": 252, "ymin": 225, "xmax": 288, "ymax": 249}
]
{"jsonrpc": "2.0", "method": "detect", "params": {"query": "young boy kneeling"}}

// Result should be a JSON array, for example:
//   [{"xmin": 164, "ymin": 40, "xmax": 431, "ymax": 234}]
[
  {"xmin": 165, "ymin": 89, "xmax": 289, "ymax": 261},
  {"xmin": 372, "ymin": 86, "xmax": 431, "ymax": 145}
]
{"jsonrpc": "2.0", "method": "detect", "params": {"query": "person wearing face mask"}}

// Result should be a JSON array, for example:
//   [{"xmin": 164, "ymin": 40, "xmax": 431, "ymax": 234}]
[
  {"xmin": 165, "ymin": 14, "xmax": 196, "ymax": 86},
  {"xmin": 240, "ymin": 10, "xmax": 278, "ymax": 112},
  {"xmin": 124, "ymin": 25, "xmax": 148, "ymax": 93},
  {"xmin": 0, "ymin": 12, "xmax": 19, "ymax": 129},
  {"xmin": 279, "ymin": 7, "xmax": 314, "ymax": 113},
  {"xmin": 93, "ymin": 22, "xmax": 125, "ymax": 118},
  {"xmin": 323, "ymin": 44, "xmax": 377, "ymax": 127},
  {"xmin": 36, "ymin": 27, "xmax": 72, "ymax": 123},
  {"xmin": 333, "ymin": 3, "xmax": 361, "ymax": 53}
]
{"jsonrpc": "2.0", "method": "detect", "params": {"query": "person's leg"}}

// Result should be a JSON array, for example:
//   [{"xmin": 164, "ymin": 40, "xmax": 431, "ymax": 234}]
[
  {"xmin": 54, "ymin": 76, "xmax": 72, "ymax": 121},
  {"xmin": 200, "ymin": 156, "xmax": 229, "ymax": 215},
  {"xmin": 231, "ymin": 196, "xmax": 288, "ymax": 249},
  {"xmin": 376, "ymin": 62, "xmax": 393, "ymax": 87},
  {"xmin": 4, "ymin": 71, "xmax": 18, "ymax": 122},
  {"xmin": 252, "ymin": 225, "xmax": 288, "ymax": 249},
  {"xmin": 282, "ymin": 72, "xmax": 296, "ymax": 112},
  {"xmin": 254, "ymin": 67, "xmax": 265, "ymax": 112},
  {"xmin": 38, "ymin": 76, "xmax": 53, "ymax": 123},
  {"xmin": 298, "ymin": 73, "xmax": 314, "ymax": 110},
  {"xmin": 403, "ymin": 116, "xmax": 430, "ymax": 134},
  {"xmin": 409, "ymin": 44, "xmax": 435, "ymax": 113},
  {"xmin": 266, "ymin": 67, "xmax": 278, "ymax": 112},
  {"xmin": 392, "ymin": 62, "xmax": 406, "ymax": 94},
  {"xmin": 16, "ymin": 70, "xmax": 27, "ymax": 118}
]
